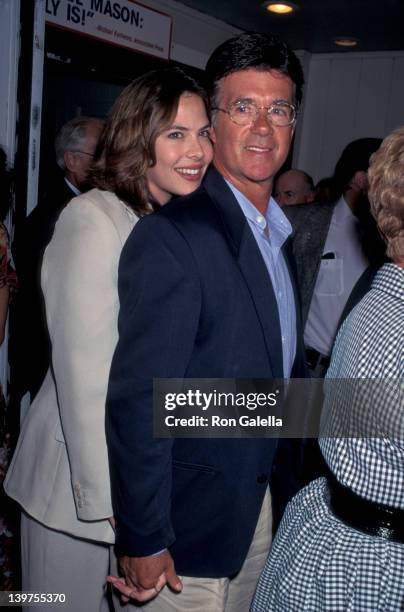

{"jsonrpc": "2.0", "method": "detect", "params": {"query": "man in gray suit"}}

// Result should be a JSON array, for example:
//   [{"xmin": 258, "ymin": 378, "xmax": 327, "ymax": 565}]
[{"xmin": 284, "ymin": 138, "xmax": 382, "ymax": 376}]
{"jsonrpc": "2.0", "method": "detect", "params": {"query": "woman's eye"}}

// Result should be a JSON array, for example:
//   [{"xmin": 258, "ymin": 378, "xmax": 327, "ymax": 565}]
[
  {"xmin": 199, "ymin": 129, "xmax": 211, "ymax": 138},
  {"xmin": 167, "ymin": 131, "xmax": 183, "ymax": 139}
]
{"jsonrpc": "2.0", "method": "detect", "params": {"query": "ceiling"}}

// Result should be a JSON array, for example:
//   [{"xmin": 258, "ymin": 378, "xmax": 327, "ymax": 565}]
[{"xmin": 177, "ymin": 0, "xmax": 404, "ymax": 54}]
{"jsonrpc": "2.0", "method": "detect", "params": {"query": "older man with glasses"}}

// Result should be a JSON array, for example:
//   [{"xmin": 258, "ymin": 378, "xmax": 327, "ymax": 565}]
[
  {"xmin": 55, "ymin": 116, "xmax": 104, "ymax": 196},
  {"xmin": 11, "ymin": 116, "xmax": 104, "ymax": 402}
]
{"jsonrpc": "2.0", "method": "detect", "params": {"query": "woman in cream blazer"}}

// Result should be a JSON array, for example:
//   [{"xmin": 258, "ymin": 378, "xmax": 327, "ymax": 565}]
[{"xmin": 5, "ymin": 66, "xmax": 212, "ymax": 611}]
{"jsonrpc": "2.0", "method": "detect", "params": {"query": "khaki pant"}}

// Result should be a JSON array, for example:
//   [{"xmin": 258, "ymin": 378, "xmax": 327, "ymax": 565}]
[{"xmin": 113, "ymin": 488, "xmax": 272, "ymax": 612}]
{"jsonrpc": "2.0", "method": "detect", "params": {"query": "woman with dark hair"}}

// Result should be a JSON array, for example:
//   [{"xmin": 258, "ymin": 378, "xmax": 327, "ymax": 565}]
[
  {"xmin": 5, "ymin": 66, "xmax": 212, "ymax": 611},
  {"xmin": 252, "ymin": 127, "xmax": 404, "ymax": 611},
  {"xmin": 90, "ymin": 67, "xmax": 211, "ymax": 211}
]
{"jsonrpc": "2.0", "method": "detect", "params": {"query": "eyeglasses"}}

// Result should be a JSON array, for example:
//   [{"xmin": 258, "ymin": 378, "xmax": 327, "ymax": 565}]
[
  {"xmin": 70, "ymin": 150, "xmax": 94, "ymax": 157},
  {"xmin": 212, "ymin": 100, "xmax": 297, "ymax": 128}
]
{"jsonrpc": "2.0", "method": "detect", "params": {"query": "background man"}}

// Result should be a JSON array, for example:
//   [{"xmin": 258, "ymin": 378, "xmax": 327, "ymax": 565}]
[
  {"xmin": 11, "ymin": 116, "xmax": 104, "ymax": 400},
  {"xmin": 33, "ymin": 115, "xmax": 104, "ymax": 252},
  {"xmin": 274, "ymin": 168, "xmax": 314, "ymax": 206},
  {"xmin": 55, "ymin": 116, "xmax": 103, "ymax": 193},
  {"xmin": 283, "ymin": 138, "xmax": 382, "ymax": 376},
  {"xmin": 106, "ymin": 32, "xmax": 306, "ymax": 611}
]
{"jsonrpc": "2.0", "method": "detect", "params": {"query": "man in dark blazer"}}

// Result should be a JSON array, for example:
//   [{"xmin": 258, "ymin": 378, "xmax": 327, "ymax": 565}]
[{"xmin": 106, "ymin": 33, "xmax": 306, "ymax": 611}]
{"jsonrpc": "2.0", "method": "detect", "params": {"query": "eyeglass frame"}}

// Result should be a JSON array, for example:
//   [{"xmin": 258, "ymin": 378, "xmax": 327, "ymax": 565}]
[
  {"xmin": 69, "ymin": 150, "xmax": 95, "ymax": 157},
  {"xmin": 212, "ymin": 99, "xmax": 297, "ymax": 128}
]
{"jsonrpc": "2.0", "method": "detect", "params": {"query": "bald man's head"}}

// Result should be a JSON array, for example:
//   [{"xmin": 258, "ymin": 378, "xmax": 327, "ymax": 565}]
[{"xmin": 274, "ymin": 169, "xmax": 314, "ymax": 206}]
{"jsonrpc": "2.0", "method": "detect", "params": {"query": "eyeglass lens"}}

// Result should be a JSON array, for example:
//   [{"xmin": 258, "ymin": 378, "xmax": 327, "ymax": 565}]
[{"xmin": 229, "ymin": 102, "xmax": 295, "ymax": 126}]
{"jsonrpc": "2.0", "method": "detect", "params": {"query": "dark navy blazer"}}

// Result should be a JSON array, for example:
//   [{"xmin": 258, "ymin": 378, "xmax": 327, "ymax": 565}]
[{"xmin": 106, "ymin": 167, "xmax": 306, "ymax": 578}]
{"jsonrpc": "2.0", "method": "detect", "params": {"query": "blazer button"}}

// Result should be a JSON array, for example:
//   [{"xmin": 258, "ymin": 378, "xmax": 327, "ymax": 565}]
[{"xmin": 257, "ymin": 474, "xmax": 268, "ymax": 484}]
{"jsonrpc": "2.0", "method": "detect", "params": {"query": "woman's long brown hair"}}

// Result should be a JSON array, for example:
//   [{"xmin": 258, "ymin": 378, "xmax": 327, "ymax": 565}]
[{"xmin": 90, "ymin": 67, "xmax": 209, "ymax": 216}]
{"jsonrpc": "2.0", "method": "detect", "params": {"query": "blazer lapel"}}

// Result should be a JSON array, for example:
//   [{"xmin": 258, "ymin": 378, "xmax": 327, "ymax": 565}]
[
  {"xmin": 301, "ymin": 202, "xmax": 334, "ymax": 262},
  {"xmin": 284, "ymin": 201, "xmax": 335, "ymax": 324},
  {"xmin": 282, "ymin": 238, "xmax": 306, "ymax": 376},
  {"xmin": 203, "ymin": 167, "xmax": 283, "ymax": 378},
  {"xmin": 238, "ymin": 227, "xmax": 284, "ymax": 377}
]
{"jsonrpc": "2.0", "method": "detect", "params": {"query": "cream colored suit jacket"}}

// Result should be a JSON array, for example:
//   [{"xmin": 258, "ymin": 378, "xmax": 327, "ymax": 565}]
[{"xmin": 5, "ymin": 189, "xmax": 138, "ymax": 543}]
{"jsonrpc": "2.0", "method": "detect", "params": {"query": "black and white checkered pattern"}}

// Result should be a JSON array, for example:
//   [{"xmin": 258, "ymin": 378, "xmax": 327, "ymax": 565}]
[{"xmin": 251, "ymin": 264, "xmax": 404, "ymax": 611}]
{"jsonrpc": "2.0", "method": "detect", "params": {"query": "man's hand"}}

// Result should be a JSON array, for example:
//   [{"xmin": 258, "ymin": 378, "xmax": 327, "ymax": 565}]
[{"xmin": 107, "ymin": 550, "xmax": 182, "ymax": 603}]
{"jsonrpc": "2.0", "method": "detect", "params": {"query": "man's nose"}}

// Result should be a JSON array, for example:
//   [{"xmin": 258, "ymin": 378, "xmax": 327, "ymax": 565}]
[{"xmin": 250, "ymin": 109, "xmax": 274, "ymax": 134}]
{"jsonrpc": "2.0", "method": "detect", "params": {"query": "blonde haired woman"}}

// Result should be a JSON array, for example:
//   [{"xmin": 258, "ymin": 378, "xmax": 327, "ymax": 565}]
[{"xmin": 253, "ymin": 127, "xmax": 404, "ymax": 611}]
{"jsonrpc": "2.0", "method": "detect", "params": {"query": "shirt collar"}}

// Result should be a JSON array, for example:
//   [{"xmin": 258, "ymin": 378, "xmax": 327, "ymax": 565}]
[
  {"xmin": 64, "ymin": 177, "xmax": 81, "ymax": 197},
  {"xmin": 333, "ymin": 195, "xmax": 358, "ymax": 224},
  {"xmin": 225, "ymin": 179, "xmax": 292, "ymax": 247}
]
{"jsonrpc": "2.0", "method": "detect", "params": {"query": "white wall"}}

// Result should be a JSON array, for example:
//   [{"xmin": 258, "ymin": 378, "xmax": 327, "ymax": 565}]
[
  {"xmin": 0, "ymin": 0, "xmax": 20, "ymax": 392},
  {"xmin": 0, "ymin": 0, "xmax": 20, "ymax": 161},
  {"xmin": 141, "ymin": 0, "xmax": 241, "ymax": 68},
  {"xmin": 137, "ymin": 5, "xmax": 404, "ymax": 187},
  {"xmin": 293, "ymin": 50, "xmax": 404, "ymax": 182}
]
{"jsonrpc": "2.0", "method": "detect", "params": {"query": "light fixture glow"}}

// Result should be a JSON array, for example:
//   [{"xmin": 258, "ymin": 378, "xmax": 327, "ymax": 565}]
[
  {"xmin": 334, "ymin": 37, "xmax": 358, "ymax": 47},
  {"xmin": 266, "ymin": 3, "xmax": 294, "ymax": 14}
]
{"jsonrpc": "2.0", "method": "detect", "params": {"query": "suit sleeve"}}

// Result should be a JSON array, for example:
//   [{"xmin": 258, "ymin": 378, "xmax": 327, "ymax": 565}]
[
  {"xmin": 42, "ymin": 196, "xmax": 121, "ymax": 521},
  {"xmin": 106, "ymin": 214, "xmax": 201, "ymax": 557}
]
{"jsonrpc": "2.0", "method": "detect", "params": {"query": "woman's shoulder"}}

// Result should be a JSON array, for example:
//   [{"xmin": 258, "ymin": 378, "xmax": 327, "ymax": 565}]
[
  {"xmin": 65, "ymin": 188, "xmax": 134, "ymax": 217},
  {"xmin": 55, "ymin": 188, "xmax": 138, "ymax": 245}
]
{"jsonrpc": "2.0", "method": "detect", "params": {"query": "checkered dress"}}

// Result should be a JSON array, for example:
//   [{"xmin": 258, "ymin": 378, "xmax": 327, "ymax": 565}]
[{"xmin": 251, "ymin": 264, "xmax": 404, "ymax": 611}]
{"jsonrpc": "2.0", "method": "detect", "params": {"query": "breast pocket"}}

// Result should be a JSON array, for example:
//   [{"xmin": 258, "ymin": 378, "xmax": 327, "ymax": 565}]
[
  {"xmin": 171, "ymin": 460, "xmax": 221, "ymax": 529},
  {"xmin": 315, "ymin": 258, "xmax": 343, "ymax": 296}
]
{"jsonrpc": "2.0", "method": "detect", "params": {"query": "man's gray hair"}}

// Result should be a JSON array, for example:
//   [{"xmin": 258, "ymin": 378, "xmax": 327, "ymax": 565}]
[{"xmin": 54, "ymin": 116, "xmax": 103, "ymax": 171}]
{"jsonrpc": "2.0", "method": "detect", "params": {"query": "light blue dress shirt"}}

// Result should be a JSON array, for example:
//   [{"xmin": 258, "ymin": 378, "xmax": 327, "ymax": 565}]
[{"xmin": 226, "ymin": 180, "xmax": 296, "ymax": 377}]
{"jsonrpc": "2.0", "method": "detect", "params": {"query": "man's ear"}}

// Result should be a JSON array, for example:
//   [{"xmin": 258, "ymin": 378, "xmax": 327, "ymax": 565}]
[
  {"xmin": 351, "ymin": 170, "xmax": 368, "ymax": 192},
  {"xmin": 63, "ymin": 150, "xmax": 77, "ymax": 173},
  {"xmin": 210, "ymin": 126, "xmax": 217, "ymax": 145}
]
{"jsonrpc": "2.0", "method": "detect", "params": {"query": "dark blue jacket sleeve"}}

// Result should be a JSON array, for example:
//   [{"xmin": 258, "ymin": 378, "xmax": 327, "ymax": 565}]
[{"xmin": 106, "ymin": 214, "xmax": 201, "ymax": 556}]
